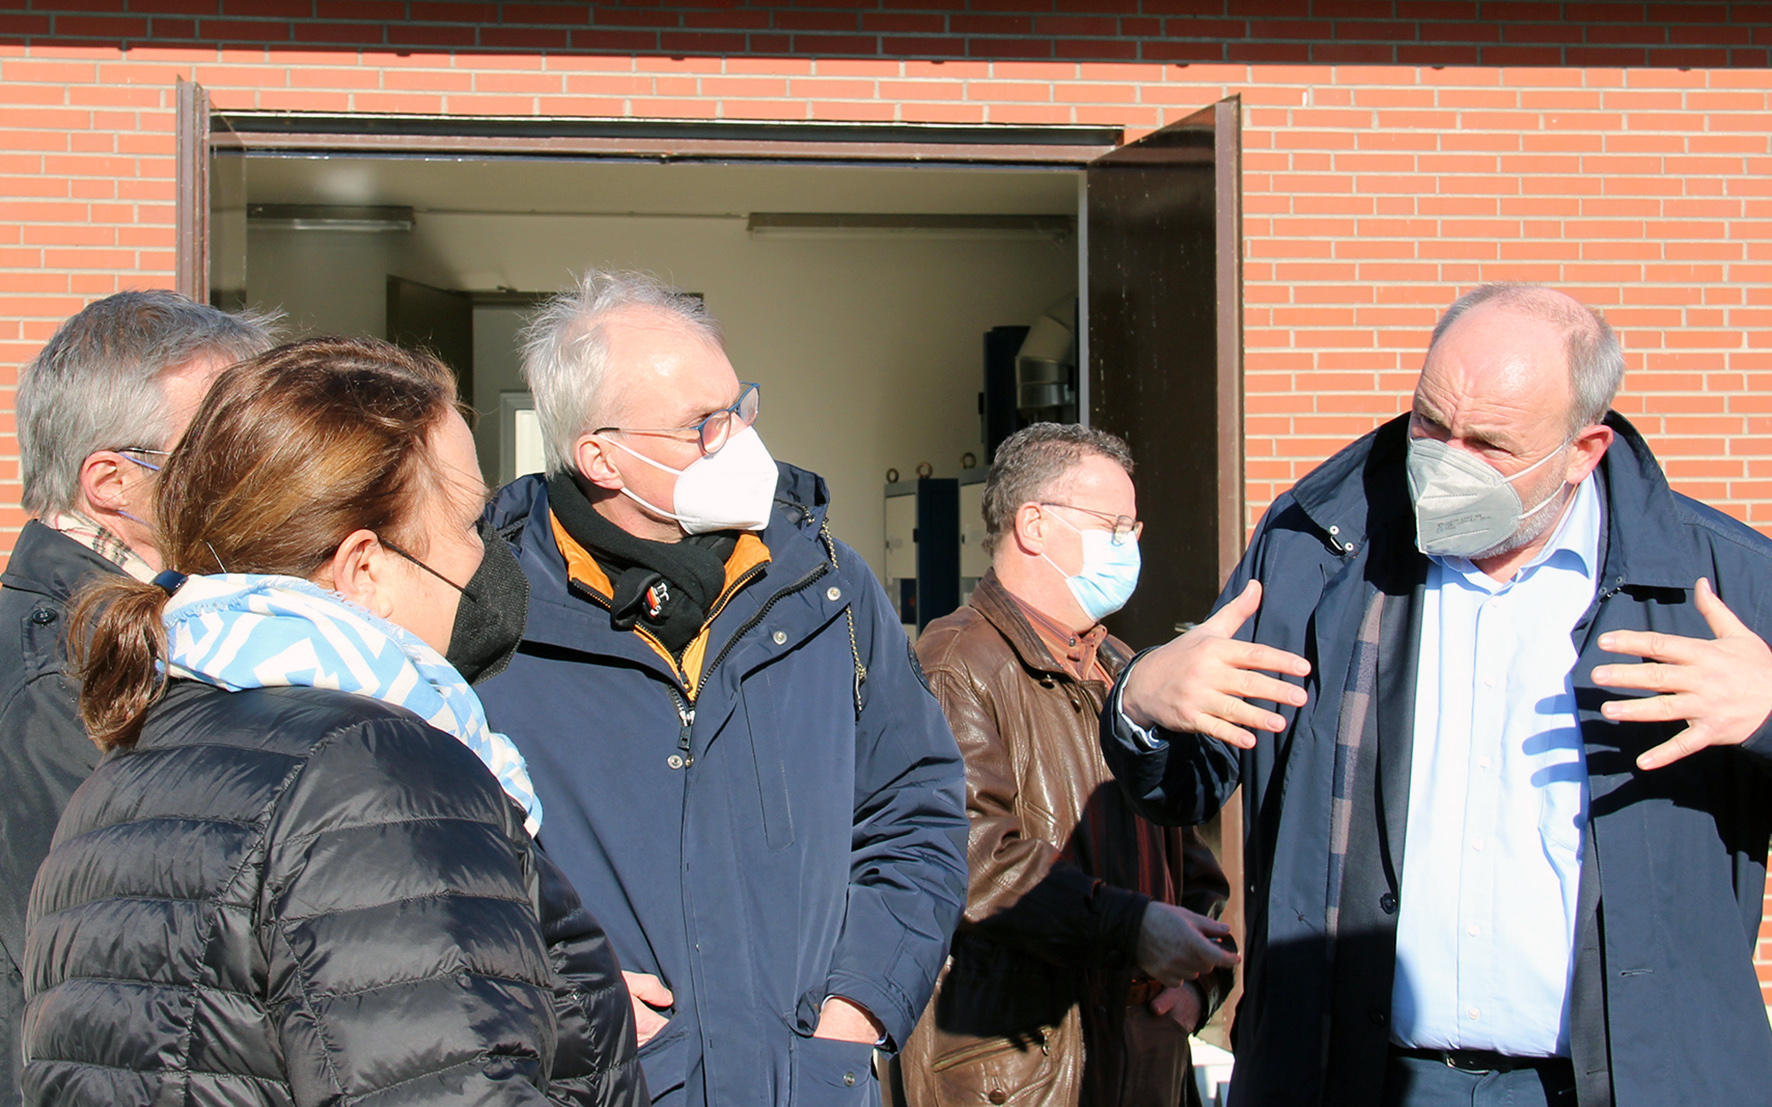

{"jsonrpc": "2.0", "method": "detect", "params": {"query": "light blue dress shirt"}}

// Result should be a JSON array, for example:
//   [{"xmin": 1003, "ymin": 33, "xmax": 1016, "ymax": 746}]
[{"xmin": 1390, "ymin": 474, "xmax": 1602, "ymax": 1057}]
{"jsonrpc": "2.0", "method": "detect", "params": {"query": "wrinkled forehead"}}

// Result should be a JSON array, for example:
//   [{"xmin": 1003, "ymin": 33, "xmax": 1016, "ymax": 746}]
[{"xmin": 1416, "ymin": 302, "xmax": 1576, "ymax": 424}]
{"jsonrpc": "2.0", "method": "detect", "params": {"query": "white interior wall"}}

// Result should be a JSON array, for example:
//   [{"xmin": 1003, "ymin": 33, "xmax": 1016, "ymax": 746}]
[{"xmin": 241, "ymin": 164, "xmax": 1077, "ymax": 577}]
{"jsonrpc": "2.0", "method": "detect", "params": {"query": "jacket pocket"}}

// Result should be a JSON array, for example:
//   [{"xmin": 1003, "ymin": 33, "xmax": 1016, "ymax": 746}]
[
  {"xmin": 740, "ymin": 676, "xmax": 797, "ymax": 851},
  {"xmin": 928, "ymin": 1033, "xmax": 1062, "ymax": 1105},
  {"xmin": 789, "ymin": 1035, "xmax": 875, "ymax": 1106},
  {"xmin": 636, "ymin": 1025, "xmax": 690, "ymax": 1101}
]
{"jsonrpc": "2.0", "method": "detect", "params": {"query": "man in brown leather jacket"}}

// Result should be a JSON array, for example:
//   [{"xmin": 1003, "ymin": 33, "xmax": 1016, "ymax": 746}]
[{"xmin": 900, "ymin": 424, "xmax": 1239, "ymax": 1107}]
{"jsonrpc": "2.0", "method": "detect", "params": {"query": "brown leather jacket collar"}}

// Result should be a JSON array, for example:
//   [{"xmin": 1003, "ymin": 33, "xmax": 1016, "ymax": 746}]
[{"xmin": 965, "ymin": 570, "xmax": 1132, "ymax": 685}]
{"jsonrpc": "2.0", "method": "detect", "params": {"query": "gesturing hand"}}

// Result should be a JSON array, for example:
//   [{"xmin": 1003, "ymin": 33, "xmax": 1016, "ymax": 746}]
[
  {"xmin": 1121, "ymin": 580, "xmax": 1311, "ymax": 748},
  {"xmin": 1135, "ymin": 902, "xmax": 1239, "ymax": 988},
  {"xmin": 622, "ymin": 970, "xmax": 674, "ymax": 1047},
  {"xmin": 1592, "ymin": 577, "xmax": 1772, "ymax": 770}
]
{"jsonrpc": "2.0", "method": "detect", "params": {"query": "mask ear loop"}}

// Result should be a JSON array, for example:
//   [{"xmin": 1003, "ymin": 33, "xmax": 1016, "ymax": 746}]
[{"xmin": 204, "ymin": 540, "xmax": 228, "ymax": 574}]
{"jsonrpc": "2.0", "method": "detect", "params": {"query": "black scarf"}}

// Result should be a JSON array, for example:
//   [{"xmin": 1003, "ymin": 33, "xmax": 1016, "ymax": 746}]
[{"xmin": 547, "ymin": 472, "xmax": 738, "ymax": 657}]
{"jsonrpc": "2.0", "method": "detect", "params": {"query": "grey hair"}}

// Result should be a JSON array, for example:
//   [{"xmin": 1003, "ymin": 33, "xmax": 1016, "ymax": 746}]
[
  {"xmin": 1429, "ymin": 282, "xmax": 1624, "ymax": 433},
  {"xmin": 18, "ymin": 290, "xmax": 277, "ymax": 517},
  {"xmin": 981, "ymin": 422, "xmax": 1134, "ymax": 556},
  {"xmin": 520, "ymin": 270, "xmax": 725, "ymax": 477}
]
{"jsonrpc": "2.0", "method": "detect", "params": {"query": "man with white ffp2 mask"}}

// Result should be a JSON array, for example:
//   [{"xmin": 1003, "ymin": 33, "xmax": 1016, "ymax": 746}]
[{"xmin": 475, "ymin": 270, "xmax": 967, "ymax": 1107}]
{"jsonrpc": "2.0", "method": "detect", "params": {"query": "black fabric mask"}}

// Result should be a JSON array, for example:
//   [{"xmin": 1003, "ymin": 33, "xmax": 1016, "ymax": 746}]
[{"xmin": 445, "ymin": 519, "xmax": 531, "ymax": 685}]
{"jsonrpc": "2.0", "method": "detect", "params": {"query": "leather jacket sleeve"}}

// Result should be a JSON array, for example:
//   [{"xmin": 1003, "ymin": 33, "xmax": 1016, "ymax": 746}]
[{"xmin": 926, "ymin": 660, "xmax": 1149, "ymax": 969}]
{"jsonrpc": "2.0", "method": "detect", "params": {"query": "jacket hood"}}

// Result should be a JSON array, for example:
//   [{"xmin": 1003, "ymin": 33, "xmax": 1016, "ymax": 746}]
[{"xmin": 1284, "ymin": 409, "xmax": 1708, "ymax": 590}]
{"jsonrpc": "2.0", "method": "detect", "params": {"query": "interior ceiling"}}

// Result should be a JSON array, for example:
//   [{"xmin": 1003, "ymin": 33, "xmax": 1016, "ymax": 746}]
[{"xmin": 238, "ymin": 155, "xmax": 1080, "ymax": 218}]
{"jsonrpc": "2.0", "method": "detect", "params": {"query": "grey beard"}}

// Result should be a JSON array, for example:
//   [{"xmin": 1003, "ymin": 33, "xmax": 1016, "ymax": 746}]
[{"xmin": 1470, "ymin": 482, "xmax": 1570, "ymax": 562}]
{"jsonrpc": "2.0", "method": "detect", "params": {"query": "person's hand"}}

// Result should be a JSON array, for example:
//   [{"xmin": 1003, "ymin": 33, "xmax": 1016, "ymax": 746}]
[
  {"xmin": 1150, "ymin": 982, "xmax": 1205, "ymax": 1034},
  {"xmin": 1121, "ymin": 580, "xmax": 1311, "ymax": 748},
  {"xmin": 812, "ymin": 995, "xmax": 883, "ymax": 1044},
  {"xmin": 1593, "ymin": 577, "xmax": 1772, "ymax": 770},
  {"xmin": 1136, "ymin": 902, "xmax": 1239, "ymax": 987},
  {"xmin": 622, "ymin": 970, "xmax": 674, "ymax": 1047}
]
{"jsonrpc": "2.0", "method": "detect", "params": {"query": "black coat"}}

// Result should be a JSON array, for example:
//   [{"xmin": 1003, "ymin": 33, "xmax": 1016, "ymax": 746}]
[
  {"xmin": 0, "ymin": 522, "xmax": 109, "ymax": 1107},
  {"xmin": 22, "ymin": 678, "xmax": 647, "ymax": 1107},
  {"xmin": 1103, "ymin": 414, "xmax": 1772, "ymax": 1107}
]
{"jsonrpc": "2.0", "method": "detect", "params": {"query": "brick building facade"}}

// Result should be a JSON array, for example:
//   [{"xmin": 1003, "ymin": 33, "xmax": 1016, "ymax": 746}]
[{"xmin": 6, "ymin": 0, "xmax": 1772, "ymax": 1004}]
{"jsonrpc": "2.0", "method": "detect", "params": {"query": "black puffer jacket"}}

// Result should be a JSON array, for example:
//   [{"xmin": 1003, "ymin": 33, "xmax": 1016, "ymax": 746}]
[{"xmin": 21, "ymin": 679, "xmax": 647, "ymax": 1107}]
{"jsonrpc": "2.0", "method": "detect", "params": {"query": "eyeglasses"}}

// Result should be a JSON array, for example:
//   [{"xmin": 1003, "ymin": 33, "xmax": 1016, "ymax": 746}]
[
  {"xmin": 116, "ymin": 446, "xmax": 170, "ymax": 472},
  {"xmin": 594, "ymin": 382, "xmax": 760, "ymax": 455},
  {"xmin": 1038, "ymin": 502, "xmax": 1143, "ymax": 545}
]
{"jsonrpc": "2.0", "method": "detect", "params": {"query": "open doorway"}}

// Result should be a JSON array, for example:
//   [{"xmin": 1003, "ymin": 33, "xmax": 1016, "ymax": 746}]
[{"xmin": 184, "ymin": 103, "xmax": 1243, "ymax": 643}]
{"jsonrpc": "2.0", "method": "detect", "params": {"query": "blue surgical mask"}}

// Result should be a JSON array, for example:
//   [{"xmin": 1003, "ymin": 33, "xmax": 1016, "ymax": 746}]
[{"xmin": 1042, "ymin": 512, "xmax": 1141, "ymax": 623}]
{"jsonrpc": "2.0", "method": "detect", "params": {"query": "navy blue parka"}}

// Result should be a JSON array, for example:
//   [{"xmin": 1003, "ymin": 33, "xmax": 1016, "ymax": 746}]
[
  {"xmin": 478, "ymin": 464, "xmax": 969, "ymax": 1107},
  {"xmin": 1102, "ymin": 413, "xmax": 1772, "ymax": 1107}
]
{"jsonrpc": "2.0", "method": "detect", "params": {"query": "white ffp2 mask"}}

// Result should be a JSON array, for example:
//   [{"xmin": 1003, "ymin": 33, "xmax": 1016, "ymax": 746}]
[{"xmin": 608, "ymin": 425, "xmax": 779, "ymax": 534}]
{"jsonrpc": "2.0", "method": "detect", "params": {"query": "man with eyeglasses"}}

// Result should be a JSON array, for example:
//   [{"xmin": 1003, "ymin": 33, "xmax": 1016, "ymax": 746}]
[
  {"xmin": 898, "ymin": 423, "xmax": 1238, "ymax": 1107},
  {"xmin": 0, "ymin": 290, "xmax": 272, "ymax": 1107},
  {"xmin": 476, "ymin": 270, "xmax": 967, "ymax": 1106}
]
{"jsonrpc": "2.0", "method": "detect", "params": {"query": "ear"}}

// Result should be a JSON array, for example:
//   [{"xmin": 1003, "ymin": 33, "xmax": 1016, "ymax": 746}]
[
  {"xmin": 321, "ymin": 528, "xmax": 396, "ymax": 618},
  {"xmin": 1011, "ymin": 502, "xmax": 1048, "ymax": 556},
  {"xmin": 1565, "ymin": 422, "xmax": 1615, "ymax": 485},
  {"xmin": 77, "ymin": 450, "xmax": 131, "ymax": 516},
  {"xmin": 573, "ymin": 434, "xmax": 625, "ymax": 492}
]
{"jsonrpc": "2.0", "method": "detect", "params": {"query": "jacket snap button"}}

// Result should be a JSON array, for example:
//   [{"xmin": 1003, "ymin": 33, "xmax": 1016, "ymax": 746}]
[
  {"xmin": 988, "ymin": 1091, "xmax": 1007, "ymax": 1104},
  {"xmin": 30, "ymin": 608, "xmax": 55, "ymax": 625},
  {"xmin": 842, "ymin": 1072, "xmax": 856, "ymax": 1086},
  {"xmin": 826, "ymin": 586, "xmax": 841, "ymax": 602},
  {"xmin": 772, "ymin": 630, "xmax": 787, "ymax": 645},
  {"xmin": 1379, "ymin": 892, "xmax": 1398, "ymax": 914},
  {"xmin": 667, "ymin": 754, "xmax": 685, "ymax": 770}
]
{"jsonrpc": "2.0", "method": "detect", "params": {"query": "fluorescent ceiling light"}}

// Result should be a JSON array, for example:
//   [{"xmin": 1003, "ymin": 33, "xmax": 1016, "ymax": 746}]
[
  {"xmin": 247, "ymin": 204, "xmax": 415, "ymax": 232},
  {"xmin": 746, "ymin": 212, "xmax": 1071, "ymax": 239}
]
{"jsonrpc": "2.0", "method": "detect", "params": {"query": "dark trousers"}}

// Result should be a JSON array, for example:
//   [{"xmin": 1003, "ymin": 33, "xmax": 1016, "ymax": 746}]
[{"xmin": 1382, "ymin": 1054, "xmax": 1577, "ymax": 1107}]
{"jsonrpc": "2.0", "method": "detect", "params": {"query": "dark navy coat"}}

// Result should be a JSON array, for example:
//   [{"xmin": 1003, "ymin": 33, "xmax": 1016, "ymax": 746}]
[
  {"xmin": 478, "ymin": 464, "xmax": 968, "ymax": 1107},
  {"xmin": 1102, "ymin": 414, "xmax": 1772, "ymax": 1107}
]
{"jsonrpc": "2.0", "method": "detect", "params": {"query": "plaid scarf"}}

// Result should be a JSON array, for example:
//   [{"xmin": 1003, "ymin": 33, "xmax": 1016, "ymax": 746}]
[
  {"xmin": 47, "ymin": 510, "xmax": 155, "ymax": 583},
  {"xmin": 1321, "ymin": 589, "xmax": 1387, "ymax": 1059}
]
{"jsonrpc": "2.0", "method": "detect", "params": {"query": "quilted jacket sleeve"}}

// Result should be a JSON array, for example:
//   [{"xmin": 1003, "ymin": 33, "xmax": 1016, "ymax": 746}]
[
  {"xmin": 259, "ymin": 714, "xmax": 562, "ymax": 1107},
  {"xmin": 533, "ymin": 847, "xmax": 650, "ymax": 1107}
]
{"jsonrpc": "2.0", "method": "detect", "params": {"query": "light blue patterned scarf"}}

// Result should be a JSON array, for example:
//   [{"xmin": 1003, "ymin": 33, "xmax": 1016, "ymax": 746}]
[{"xmin": 162, "ymin": 574, "xmax": 543, "ymax": 835}]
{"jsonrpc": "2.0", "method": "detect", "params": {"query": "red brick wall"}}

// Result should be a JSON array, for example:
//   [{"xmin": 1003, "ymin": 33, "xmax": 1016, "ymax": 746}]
[
  {"xmin": 3, "ymin": 0, "xmax": 1769, "ymax": 66},
  {"xmin": 5, "ymin": 9, "xmax": 1772, "ymax": 1004}
]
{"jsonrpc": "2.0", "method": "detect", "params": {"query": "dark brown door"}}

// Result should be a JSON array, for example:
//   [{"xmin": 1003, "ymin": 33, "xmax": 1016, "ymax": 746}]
[
  {"xmin": 1087, "ymin": 96, "xmax": 1243, "ymax": 652},
  {"xmin": 386, "ymin": 276, "xmax": 475, "ymax": 402}
]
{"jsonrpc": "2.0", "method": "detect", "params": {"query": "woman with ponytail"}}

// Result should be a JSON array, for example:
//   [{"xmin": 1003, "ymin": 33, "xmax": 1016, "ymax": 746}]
[{"xmin": 19, "ymin": 338, "xmax": 646, "ymax": 1107}]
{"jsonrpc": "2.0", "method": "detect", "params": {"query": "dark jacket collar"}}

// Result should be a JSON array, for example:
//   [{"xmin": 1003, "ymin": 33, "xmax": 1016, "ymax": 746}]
[
  {"xmin": 488, "ymin": 461, "xmax": 836, "ymax": 652},
  {"xmin": 0, "ymin": 518, "xmax": 122, "ymax": 601},
  {"xmin": 1286, "ymin": 410, "xmax": 1696, "ymax": 591},
  {"xmin": 968, "ymin": 569, "xmax": 1130, "ymax": 681}
]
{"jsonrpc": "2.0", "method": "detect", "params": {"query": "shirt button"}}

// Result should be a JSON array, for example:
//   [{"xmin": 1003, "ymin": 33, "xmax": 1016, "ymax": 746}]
[
  {"xmin": 1482, "ymin": 674, "xmax": 1496, "ymax": 687},
  {"xmin": 988, "ymin": 1091, "xmax": 1006, "ymax": 1104},
  {"xmin": 1468, "ymin": 923, "xmax": 1480, "ymax": 937},
  {"xmin": 1477, "ymin": 755, "xmax": 1491, "ymax": 770},
  {"xmin": 1468, "ymin": 1006, "xmax": 1482, "ymax": 1021},
  {"xmin": 1472, "ymin": 838, "xmax": 1485, "ymax": 852}
]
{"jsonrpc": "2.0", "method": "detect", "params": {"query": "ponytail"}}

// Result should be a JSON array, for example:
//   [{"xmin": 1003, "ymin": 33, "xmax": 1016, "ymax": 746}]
[{"xmin": 68, "ymin": 575, "xmax": 173, "ymax": 751}]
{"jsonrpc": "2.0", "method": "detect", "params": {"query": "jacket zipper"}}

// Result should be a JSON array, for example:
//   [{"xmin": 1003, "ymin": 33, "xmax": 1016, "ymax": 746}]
[{"xmin": 696, "ymin": 560, "xmax": 830, "ymax": 696}]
